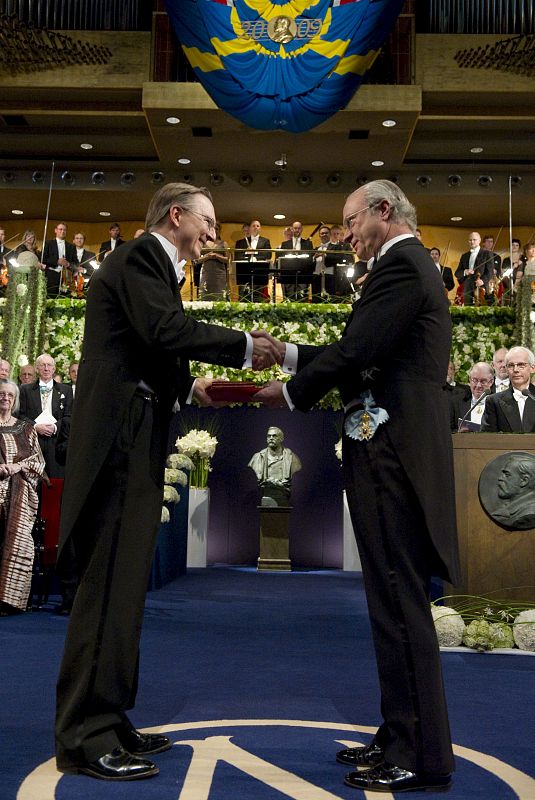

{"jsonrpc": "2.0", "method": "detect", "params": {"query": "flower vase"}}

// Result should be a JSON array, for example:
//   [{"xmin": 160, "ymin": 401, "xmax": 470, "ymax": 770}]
[
  {"xmin": 187, "ymin": 487, "xmax": 210, "ymax": 568},
  {"xmin": 343, "ymin": 490, "xmax": 362, "ymax": 572}
]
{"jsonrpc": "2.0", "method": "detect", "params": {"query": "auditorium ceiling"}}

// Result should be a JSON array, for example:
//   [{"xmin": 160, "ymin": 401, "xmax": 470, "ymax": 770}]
[{"xmin": 1, "ymin": 77, "xmax": 534, "ymax": 229}]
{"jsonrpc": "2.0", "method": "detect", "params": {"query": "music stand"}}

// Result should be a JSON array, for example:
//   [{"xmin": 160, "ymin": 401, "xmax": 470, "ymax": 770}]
[
  {"xmin": 234, "ymin": 259, "xmax": 271, "ymax": 301},
  {"xmin": 275, "ymin": 254, "xmax": 315, "ymax": 300}
]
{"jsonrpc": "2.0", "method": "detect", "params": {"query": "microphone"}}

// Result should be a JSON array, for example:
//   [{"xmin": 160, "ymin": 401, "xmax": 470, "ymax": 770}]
[{"xmin": 457, "ymin": 389, "xmax": 491, "ymax": 432}]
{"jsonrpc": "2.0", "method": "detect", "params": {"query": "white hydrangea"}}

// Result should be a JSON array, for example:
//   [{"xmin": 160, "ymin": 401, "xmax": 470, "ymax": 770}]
[
  {"xmin": 431, "ymin": 605, "xmax": 465, "ymax": 647},
  {"xmin": 167, "ymin": 453, "xmax": 194, "ymax": 471},
  {"xmin": 176, "ymin": 429, "xmax": 218, "ymax": 459},
  {"xmin": 163, "ymin": 485, "xmax": 180, "ymax": 504},
  {"xmin": 513, "ymin": 609, "xmax": 535, "ymax": 651},
  {"xmin": 160, "ymin": 506, "xmax": 170, "ymax": 524},
  {"xmin": 17, "ymin": 354, "xmax": 29, "ymax": 367},
  {"xmin": 16, "ymin": 283, "xmax": 28, "ymax": 297},
  {"xmin": 334, "ymin": 438, "xmax": 342, "ymax": 462},
  {"xmin": 164, "ymin": 468, "xmax": 187, "ymax": 486}
]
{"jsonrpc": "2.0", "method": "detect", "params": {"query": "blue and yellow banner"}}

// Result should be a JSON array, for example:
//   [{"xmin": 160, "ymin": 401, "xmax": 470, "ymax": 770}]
[{"xmin": 165, "ymin": 0, "xmax": 405, "ymax": 132}]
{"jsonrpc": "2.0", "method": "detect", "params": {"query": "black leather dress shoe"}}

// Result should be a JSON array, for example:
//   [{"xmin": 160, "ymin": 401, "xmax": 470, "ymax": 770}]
[
  {"xmin": 117, "ymin": 725, "xmax": 172, "ymax": 756},
  {"xmin": 77, "ymin": 746, "xmax": 159, "ymax": 780},
  {"xmin": 344, "ymin": 762, "xmax": 451, "ymax": 792},
  {"xmin": 336, "ymin": 741, "xmax": 385, "ymax": 768}
]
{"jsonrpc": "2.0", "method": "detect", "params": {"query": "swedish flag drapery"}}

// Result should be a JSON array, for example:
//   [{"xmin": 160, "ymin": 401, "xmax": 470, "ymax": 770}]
[{"xmin": 165, "ymin": 0, "xmax": 405, "ymax": 132}]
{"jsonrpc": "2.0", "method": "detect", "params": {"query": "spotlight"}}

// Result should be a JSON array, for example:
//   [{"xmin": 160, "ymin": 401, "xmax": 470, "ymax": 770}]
[
  {"xmin": 448, "ymin": 174, "xmax": 462, "ymax": 187},
  {"xmin": 91, "ymin": 171, "xmax": 105, "ymax": 185},
  {"xmin": 238, "ymin": 172, "xmax": 253, "ymax": 186},
  {"xmin": 297, "ymin": 172, "xmax": 312, "ymax": 187},
  {"xmin": 510, "ymin": 175, "xmax": 523, "ymax": 186},
  {"xmin": 356, "ymin": 175, "xmax": 368, "ymax": 186},
  {"xmin": 268, "ymin": 173, "xmax": 283, "ymax": 187},
  {"xmin": 209, "ymin": 172, "xmax": 224, "ymax": 186},
  {"xmin": 326, "ymin": 172, "xmax": 341, "ymax": 187},
  {"xmin": 61, "ymin": 170, "xmax": 75, "ymax": 185},
  {"xmin": 151, "ymin": 171, "xmax": 165, "ymax": 184},
  {"xmin": 31, "ymin": 171, "xmax": 44, "ymax": 184},
  {"xmin": 478, "ymin": 175, "xmax": 492, "ymax": 187},
  {"xmin": 274, "ymin": 154, "xmax": 287, "ymax": 171},
  {"xmin": 182, "ymin": 174, "xmax": 194, "ymax": 184},
  {"xmin": 3, "ymin": 171, "xmax": 16, "ymax": 183},
  {"xmin": 120, "ymin": 171, "xmax": 135, "ymax": 186},
  {"xmin": 416, "ymin": 175, "xmax": 432, "ymax": 187}
]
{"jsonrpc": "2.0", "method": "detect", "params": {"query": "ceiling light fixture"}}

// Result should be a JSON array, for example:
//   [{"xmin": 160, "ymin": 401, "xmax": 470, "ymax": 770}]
[
  {"xmin": 274, "ymin": 154, "xmax": 287, "ymax": 171},
  {"xmin": 448, "ymin": 174, "xmax": 462, "ymax": 187},
  {"xmin": 297, "ymin": 172, "xmax": 312, "ymax": 187},
  {"xmin": 510, "ymin": 175, "xmax": 523, "ymax": 186},
  {"xmin": 326, "ymin": 172, "xmax": 341, "ymax": 187},
  {"xmin": 120, "ymin": 171, "xmax": 136, "ymax": 186},
  {"xmin": 178, "ymin": 157, "xmax": 191, "ymax": 165},
  {"xmin": 31, "ymin": 171, "xmax": 44, "ymax": 184},
  {"xmin": 11, "ymin": 209, "xmax": 23, "ymax": 215},
  {"xmin": 182, "ymin": 174, "xmax": 194, "ymax": 184},
  {"xmin": 209, "ymin": 171, "xmax": 224, "ymax": 186},
  {"xmin": 470, "ymin": 146, "xmax": 483, "ymax": 154},
  {"xmin": 416, "ymin": 175, "xmax": 432, "ymax": 187},
  {"xmin": 451, "ymin": 216, "xmax": 463, "ymax": 222},
  {"xmin": 80, "ymin": 143, "xmax": 93, "ymax": 150},
  {"xmin": 3, "ymin": 172, "xmax": 16, "ymax": 183},
  {"xmin": 268, "ymin": 173, "xmax": 283, "ymax": 187},
  {"xmin": 382, "ymin": 119, "xmax": 397, "ymax": 127},
  {"xmin": 238, "ymin": 172, "xmax": 253, "ymax": 186},
  {"xmin": 151, "ymin": 171, "xmax": 165, "ymax": 184},
  {"xmin": 166, "ymin": 116, "xmax": 181, "ymax": 124},
  {"xmin": 478, "ymin": 175, "xmax": 492, "ymax": 187},
  {"xmin": 273, "ymin": 213, "xmax": 286, "ymax": 220},
  {"xmin": 91, "ymin": 171, "xmax": 105, "ymax": 185},
  {"xmin": 61, "ymin": 170, "xmax": 75, "ymax": 185},
  {"xmin": 371, "ymin": 160, "xmax": 385, "ymax": 167},
  {"xmin": 99, "ymin": 211, "xmax": 111, "ymax": 217}
]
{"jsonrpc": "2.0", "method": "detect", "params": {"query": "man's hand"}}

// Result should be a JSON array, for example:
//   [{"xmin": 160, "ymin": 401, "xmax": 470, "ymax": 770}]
[
  {"xmin": 35, "ymin": 423, "xmax": 55, "ymax": 437},
  {"xmin": 253, "ymin": 380, "xmax": 288, "ymax": 408},
  {"xmin": 250, "ymin": 330, "xmax": 284, "ymax": 371},
  {"xmin": 250, "ymin": 330, "xmax": 285, "ymax": 371},
  {"xmin": 192, "ymin": 377, "xmax": 227, "ymax": 408}
]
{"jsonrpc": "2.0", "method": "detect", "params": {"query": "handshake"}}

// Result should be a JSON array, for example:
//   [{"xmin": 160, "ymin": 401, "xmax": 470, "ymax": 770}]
[{"xmin": 250, "ymin": 329, "xmax": 285, "ymax": 371}]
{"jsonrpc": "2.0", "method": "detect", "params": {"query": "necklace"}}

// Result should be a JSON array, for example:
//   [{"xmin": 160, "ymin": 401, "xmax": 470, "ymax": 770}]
[{"xmin": 0, "ymin": 416, "xmax": 14, "ymax": 427}]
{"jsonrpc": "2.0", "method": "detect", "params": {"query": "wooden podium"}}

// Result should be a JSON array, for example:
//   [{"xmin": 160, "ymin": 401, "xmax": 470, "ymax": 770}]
[{"xmin": 447, "ymin": 434, "xmax": 535, "ymax": 603}]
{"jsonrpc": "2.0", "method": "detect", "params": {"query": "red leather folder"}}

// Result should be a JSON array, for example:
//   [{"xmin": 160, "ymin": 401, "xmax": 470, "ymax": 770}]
[{"xmin": 206, "ymin": 381, "xmax": 260, "ymax": 402}]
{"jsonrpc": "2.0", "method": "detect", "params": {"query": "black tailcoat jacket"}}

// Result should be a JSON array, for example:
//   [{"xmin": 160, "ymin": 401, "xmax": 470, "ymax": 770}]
[
  {"xmin": 287, "ymin": 237, "xmax": 460, "ymax": 584},
  {"xmin": 481, "ymin": 386, "xmax": 535, "ymax": 433},
  {"xmin": 18, "ymin": 381, "xmax": 73, "ymax": 477},
  {"xmin": 58, "ymin": 234, "xmax": 247, "ymax": 556}
]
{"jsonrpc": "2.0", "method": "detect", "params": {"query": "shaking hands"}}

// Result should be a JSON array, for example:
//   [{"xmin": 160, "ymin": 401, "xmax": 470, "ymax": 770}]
[{"xmin": 250, "ymin": 329, "xmax": 285, "ymax": 371}]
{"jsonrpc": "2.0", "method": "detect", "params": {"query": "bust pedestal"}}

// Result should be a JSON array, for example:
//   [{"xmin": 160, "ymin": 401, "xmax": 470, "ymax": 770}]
[{"xmin": 257, "ymin": 505, "xmax": 291, "ymax": 571}]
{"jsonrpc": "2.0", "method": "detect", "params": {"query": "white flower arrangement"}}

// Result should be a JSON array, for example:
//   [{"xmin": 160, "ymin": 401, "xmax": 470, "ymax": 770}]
[
  {"xmin": 513, "ymin": 610, "xmax": 535, "ymax": 651},
  {"xmin": 432, "ymin": 595, "xmax": 535, "ymax": 652},
  {"xmin": 161, "ymin": 506, "xmax": 170, "ymax": 524},
  {"xmin": 16, "ymin": 283, "xmax": 28, "ymax": 297},
  {"xmin": 164, "ymin": 468, "xmax": 188, "ymax": 487},
  {"xmin": 175, "ymin": 429, "xmax": 218, "ymax": 488},
  {"xmin": 431, "ymin": 605, "xmax": 465, "ymax": 647},
  {"xmin": 166, "ymin": 452, "xmax": 195, "ymax": 471},
  {"xmin": 334, "ymin": 438, "xmax": 342, "ymax": 463},
  {"xmin": 163, "ymin": 485, "xmax": 180, "ymax": 504}
]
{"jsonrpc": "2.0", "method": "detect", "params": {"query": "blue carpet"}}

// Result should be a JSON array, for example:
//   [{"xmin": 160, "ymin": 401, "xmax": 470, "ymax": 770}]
[{"xmin": 1, "ymin": 568, "xmax": 534, "ymax": 799}]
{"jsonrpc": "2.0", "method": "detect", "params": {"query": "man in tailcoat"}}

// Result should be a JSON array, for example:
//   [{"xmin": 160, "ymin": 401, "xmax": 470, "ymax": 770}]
[
  {"xmin": 41, "ymin": 222, "xmax": 77, "ymax": 297},
  {"xmin": 455, "ymin": 231, "xmax": 492, "ymax": 306},
  {"xmin": 255, "ymin": 180, "xmax": 459, "ymax": 793},
  {"xmin": 98, "ymin": 222, "xmax": 125, "ymax": 262},
  {"xmin": 234, "ymin": 219, "xmax": 272, "ymax": 301},
  {"xmin": 481, "ymin": 346, "xmax": 535, "ymax": 433},
  {"xmin": 278, "ymin": 220, "xmax": 314, "ymax": 299},
  {"xmin": 54, "ymin": 182, "xmax": 279, "ymax": 781}
]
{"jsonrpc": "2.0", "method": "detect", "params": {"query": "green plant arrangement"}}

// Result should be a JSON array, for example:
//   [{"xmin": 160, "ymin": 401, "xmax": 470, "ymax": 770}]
[
  {"xmin": 431, "ymin": 593, "xmax": 535, "ymax": 652},
  {"xmin": 1, "ymin": 261, "xmax": 47, "ymax": 370}
]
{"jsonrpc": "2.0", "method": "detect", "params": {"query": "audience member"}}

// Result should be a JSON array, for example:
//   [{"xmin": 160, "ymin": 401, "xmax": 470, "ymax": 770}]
[
  {"xmin": 19, "ymin": 364, "xmax": 36, "ymax": 385},
  {"xmin": 492, "ymin": 347, "xmax": 510, "ymax": 393},
  {"xmin": 98, "ymin": 223, "xmax": 124, "ymax": 262},
  {"xmin": 312, "ymin": 225, "xmax": 331, "ymax": 299},
  {"xmin": 0, "ymin": 379, "xmax": 46, "ymax": 615},
  {"xmin": 455, "ymin": 232, "xmax": 491, "ymax": 306},
  {"xmin": 430, "ymin": 247, "xmax": 454, "ymax": 292},
  {"xmin": 0, "ymin": 359, "xmax": 11, "ymax": 379},
  {"xmin": 42, "ymin": 223, "xmax": 76, "ymax": 297},
  {"xmin": 453, "ymin": 361, "xmax": 494, "ymax": 431},
  {"xmin": 68, "ymin": 363, "xmax": 79, "ymax": 398},
  {"xmin": 482, "ymin": 346, "xmax": 535, "ymax": 433},
  {"xmin": 502, "ymin": 239, "xmax": 526, "ymax": 303}
]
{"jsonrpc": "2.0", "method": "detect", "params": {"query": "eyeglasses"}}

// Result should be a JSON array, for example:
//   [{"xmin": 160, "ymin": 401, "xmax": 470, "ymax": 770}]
[
  {"xmin": 188, "ymin": 209, "xmax": 217, "ymax": 232},
  {"xmin": 469, "ymin": 378, "xmax": 492, "ymax": 386},
  {"xmin": 343, "ymin": 205, "xmax": 372, "ymax": 231},
  {"xmin": 0, "ymin": 391, "xmax": 15, "ymax": 399},
  {"xmin": 506, "ymin": 362, "xmax": 529, "ymax": 369}
]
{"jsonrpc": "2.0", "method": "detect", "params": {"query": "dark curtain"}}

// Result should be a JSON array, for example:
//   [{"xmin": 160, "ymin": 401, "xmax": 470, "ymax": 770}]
[
  {"xmin": 418, "ymin": 1, "xmax": 534, "ymax": 34},
  {"xmin": 0, "ymin": 0, "xmax": 151, "ymax": 30}
]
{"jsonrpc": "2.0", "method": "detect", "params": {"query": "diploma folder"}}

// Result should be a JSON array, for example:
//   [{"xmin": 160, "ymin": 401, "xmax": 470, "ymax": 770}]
[{"xmin": 206, "ymin": 381, "xmax": 260, "ymax": 403}]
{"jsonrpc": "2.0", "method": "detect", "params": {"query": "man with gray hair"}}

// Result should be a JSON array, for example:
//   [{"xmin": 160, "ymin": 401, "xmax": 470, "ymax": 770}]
[
  {"xmin": 54, "ymin": 182, "xmax": 280, "ymax": 782},
  {"xmin": 255, "ymin": 179, "xmax": 459, "ymax": 793},
  {"xmin": 482, "ymin": 346, "xmax": 535, "ymax": 432}
]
